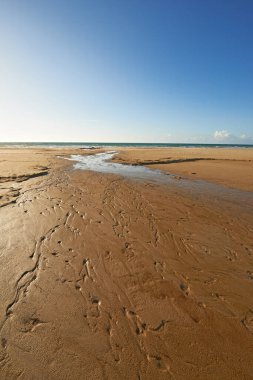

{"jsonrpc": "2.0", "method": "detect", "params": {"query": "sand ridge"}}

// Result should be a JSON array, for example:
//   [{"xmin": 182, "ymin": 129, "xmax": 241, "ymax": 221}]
[{"xmin": 112, "ymin": 147, "xmax": 253, "ymax": 191}]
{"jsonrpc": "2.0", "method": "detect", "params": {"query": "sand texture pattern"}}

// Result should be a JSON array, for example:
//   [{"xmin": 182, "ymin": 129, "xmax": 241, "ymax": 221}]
[
  {"xmin": 0, "ymin": 148, "xmax": 253, "ymax": 380},
  {"xmin": 113, "ymin": 147, "xmax": 253, "ymax": 191}
]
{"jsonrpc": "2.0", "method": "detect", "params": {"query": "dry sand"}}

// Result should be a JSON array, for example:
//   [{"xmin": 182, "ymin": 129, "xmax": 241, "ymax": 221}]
[
  {"xmin": 113, "ymin": 147, "xmax": 253, "ymax": 191},
  {"xmin": 0, "ymin": 148, "xmax": 253, "ymax": 379}
]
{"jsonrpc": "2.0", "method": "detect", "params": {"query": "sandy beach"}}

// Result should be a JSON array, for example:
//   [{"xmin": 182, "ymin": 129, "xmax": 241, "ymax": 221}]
[
  {"xmin": 113, "ymin": 147, "xmax": 253, "ymax": 191},
  {"xmin": 0, "ymin": 147, "xmax": 253, "ymax": 380}
]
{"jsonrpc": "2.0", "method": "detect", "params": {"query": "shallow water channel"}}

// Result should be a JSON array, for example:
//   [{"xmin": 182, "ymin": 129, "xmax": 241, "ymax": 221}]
[
  {"xmin": 68, "ymin": 151, "xmax": 253, "ymax": 214},
  {"xmin": 69, "ymin": 151, "xmax": 169, "ymax": 181}
]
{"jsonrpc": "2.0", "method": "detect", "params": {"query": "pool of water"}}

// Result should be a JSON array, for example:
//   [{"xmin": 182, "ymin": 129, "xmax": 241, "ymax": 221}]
[{"xmin": 68, "ymin": 151, "xmax": 169, "ymax": 181}]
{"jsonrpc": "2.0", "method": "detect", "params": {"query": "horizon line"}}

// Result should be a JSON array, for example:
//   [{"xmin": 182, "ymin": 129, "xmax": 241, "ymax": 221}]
[{"xmin": 1, "ymin": 141, "xmax": 253, "ymax": 146}]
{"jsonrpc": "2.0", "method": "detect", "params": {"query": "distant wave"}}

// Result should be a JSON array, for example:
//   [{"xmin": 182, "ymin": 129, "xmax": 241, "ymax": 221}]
[{"xmin": 0, "ymin": 142, "xmax": 253, "ymax": 149}]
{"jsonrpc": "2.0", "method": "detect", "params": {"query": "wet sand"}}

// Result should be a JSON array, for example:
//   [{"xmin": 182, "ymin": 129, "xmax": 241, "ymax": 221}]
[
  {"xmin": 0, "ymin": 148, "xmax": 253, "ymax": 379},
  {"xmin": 113, "ymin": 147, "xmax": 253, "ymax": 191}
]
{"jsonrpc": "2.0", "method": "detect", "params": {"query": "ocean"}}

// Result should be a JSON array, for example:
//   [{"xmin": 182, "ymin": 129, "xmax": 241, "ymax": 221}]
[{"xmin": 0, "ymin": 142, "xmax": 253, "ymax": 148}]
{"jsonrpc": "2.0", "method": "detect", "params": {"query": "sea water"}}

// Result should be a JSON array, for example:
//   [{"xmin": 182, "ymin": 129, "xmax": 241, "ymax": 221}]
[{"xmin": 1, "ymin": 142, "xmax": 253, "ymax": 149}]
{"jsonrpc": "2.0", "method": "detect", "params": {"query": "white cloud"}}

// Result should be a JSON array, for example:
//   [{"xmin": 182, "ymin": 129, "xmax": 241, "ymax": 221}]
[
  {"xmin": 213, "ymin": 130, "xmax": 253, "ymax": 144},
  {"xmin": 214, "ymin": 130, "xmax": 231, "ymax": 140}
]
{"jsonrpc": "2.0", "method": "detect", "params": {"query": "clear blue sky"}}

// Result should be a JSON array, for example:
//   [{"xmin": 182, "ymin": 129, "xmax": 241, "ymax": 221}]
[{"xmin": 1, "ymin": 0, "xmax": 253, "ymax": 143}]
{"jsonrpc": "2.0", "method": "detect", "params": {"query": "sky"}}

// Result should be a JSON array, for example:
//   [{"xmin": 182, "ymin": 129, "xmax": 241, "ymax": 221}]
[{"xmin": 0, "ymin": 0, "xmax": 253, "ymax": 143}]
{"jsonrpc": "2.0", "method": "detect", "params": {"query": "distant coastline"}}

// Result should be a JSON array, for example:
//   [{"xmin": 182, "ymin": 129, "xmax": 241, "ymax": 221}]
[{"xmin": 1, "ymin": 142, "xmax": 253, "ymax": 148}]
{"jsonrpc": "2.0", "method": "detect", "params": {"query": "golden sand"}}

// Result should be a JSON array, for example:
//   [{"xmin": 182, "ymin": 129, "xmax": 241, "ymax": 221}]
[
  {"xmin": 0, "ymin": 148, "xmax": 253, "ymax": 379},
  {"xmin": 113, "ymin": 147, "xmax": 253, "ymax": 191}
]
